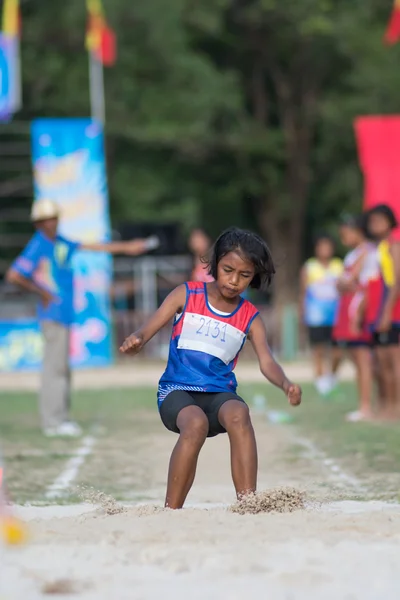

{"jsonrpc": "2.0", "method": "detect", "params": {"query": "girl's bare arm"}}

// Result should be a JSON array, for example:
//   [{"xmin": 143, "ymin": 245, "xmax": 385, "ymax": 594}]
[
  {"xmin": 120, "ymin": 285, "xmax": 186, "ymax": 354},
  {"xmin": 249, "ymin": 315, "xmax": 301, "ymax": 406}
]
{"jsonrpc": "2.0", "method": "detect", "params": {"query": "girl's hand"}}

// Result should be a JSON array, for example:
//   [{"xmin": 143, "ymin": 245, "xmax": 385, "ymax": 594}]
[
  {"xmin": 376, "ymin": 311, "xmax": 392, "ymax": 333},
  {"xmin": 284, "ymin": 381, "xmax": 302, "ymax": 406},
  {"xmin": 124, "ymin": 236, "xmax": 160, "ymax": 255},
  {"xmin": 119, "ymin": 333, "xmax": 144, "ymax": 354},
  {"xmin": 350, "ymin": 292, "xmax": 366, "ymax": 335},
  {"xmin": 40, "ymin": 289, "xmax": 56, "ymax": 308},
  {"xmin": 350, "ymin": 313, "xmax": 362, "ymax": 335}
]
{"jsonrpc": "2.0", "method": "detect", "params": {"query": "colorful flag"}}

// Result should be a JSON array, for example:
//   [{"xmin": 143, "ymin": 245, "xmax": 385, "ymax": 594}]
[
  {"xmin": 85, "ymin": 0, "xmax": 104, "ymax": 53},
  {"xmin": 2, "ymin": 0, "xmax": 20, "ymax": 37},
  {"xmin": 85, "ymin": 0, "xmax": 116, "ymax": 66},
  {"xmin": 99, "ymin": 25, "xmax": 116, "ymax": 66},
  {"xmin": 384, "ymin": 0, "xmax": 400, "ymax": 44}
]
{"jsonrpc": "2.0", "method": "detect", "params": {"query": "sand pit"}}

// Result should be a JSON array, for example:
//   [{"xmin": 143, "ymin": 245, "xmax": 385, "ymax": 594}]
[
  {"xmin": 41, "ymin": 578, "xmax": 80, "ymax": 595},
  {"xmin": 2, "ymin": 414, "xmax": 400, "ymax": 599},
  {"xmin": 3, "ymin": 500, "xmax": 400, "ymax": 600}
]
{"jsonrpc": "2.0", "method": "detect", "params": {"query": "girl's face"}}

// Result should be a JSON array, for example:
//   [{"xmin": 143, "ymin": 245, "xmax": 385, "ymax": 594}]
[
  {"xmin": 217, "ymin": 251, "xmax": 255, "ymax": 299},
  {"xmin": 339, "ymin": 225, "xmax": 363, "ymax": 249},
  {"xmin": 367, "ymin": 213, "xmax": 392, "ymax": 241},
  {"xmin": 189, "ymin": 230, "xmax": 210, "ymax": 256},
  {"xmin": 315, "ymin": 239, "xmax": 334, "ymax": 261}
]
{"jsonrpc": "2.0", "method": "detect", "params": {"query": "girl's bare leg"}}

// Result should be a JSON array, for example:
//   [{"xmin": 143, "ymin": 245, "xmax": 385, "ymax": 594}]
[
  {"xmin": 165, "ymin": 406, "xmax": 208, "ymax": 509},
  {"xmin": 350, "ymin": 347, "xmax": 373, "ymax": 418},
  {"xmin": 312, "ymin": 345, "xmax": 325, "ymax": 379},
  {"xmin": 388, "ymin": 345, "xmax": 400, "ymax": 419},
  {"xmin": 331, "ymin": 345, "xmax": 342, "ymax": 376},
  {"xmin": 218, "ymin": 400, "xmax": 257, "ymax": 497},
  {"xmin": 375, "ymin": 347, "xmax": 395, "ymax": 419}
]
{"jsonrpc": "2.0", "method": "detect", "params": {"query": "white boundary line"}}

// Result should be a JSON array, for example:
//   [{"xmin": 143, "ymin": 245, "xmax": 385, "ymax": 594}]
[
  {"xmin": 294, "ymin": 436, "xmax": 365, "ymax": 493},
  {"xmin": 250, "ymin": 392, "xmax": 365, "ymax": 495},
  {"xmin": 45, "ymin": 436, "xmax": 96, "ymax": 500}
]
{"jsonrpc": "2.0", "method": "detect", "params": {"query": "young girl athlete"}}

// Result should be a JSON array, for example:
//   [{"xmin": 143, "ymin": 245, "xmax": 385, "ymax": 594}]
[
  {"xmin": 299, "ymin": 235, "xmax": 343, "ymax": 396},
  {"xmin": 120, "ymin": 228, "xmax": 302, "ymax": 509},
  {"xmin": 333, "ymin": 215, "xmax": 375, "ymax": 421},
  {"xmin": 364, "ymin": 205, "xmax": 400, "ymax": 419}
]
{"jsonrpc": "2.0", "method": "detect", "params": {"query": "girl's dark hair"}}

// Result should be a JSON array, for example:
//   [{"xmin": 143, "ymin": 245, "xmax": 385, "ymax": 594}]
[
  {"xmin": 339, "ymin": 213, "xmax": 363, "ymax": 230},
  {"xmin": 313, "ymin": 233, "xmax": 335, "ymax": 249},
  {"xmin": 339, "ymin": 213, "xmax": 369, "ymax": 237},
  {"xmin": 205, "ymin": 227, "xmax": 275, "ymax": 289},
  {"xmin": 366, "ymin": 204, "xmax": 398, "ymax": 230}
]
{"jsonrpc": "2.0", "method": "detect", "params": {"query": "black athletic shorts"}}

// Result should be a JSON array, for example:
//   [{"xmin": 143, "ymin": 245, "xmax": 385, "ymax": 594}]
[
  {"xmin": 308, "ymin": 326, "xmax": 334, "ymax": 346},
  {"xmin": 334, "ymin": 339, "xmax": 371, "ymax": 349},
  {"xmin": 159, "ymin": 390, "xmax": 246, "ymax": 438},
  {"xmin": 372, "ymin": 326, "xmax": 400, "ymax": 347}
]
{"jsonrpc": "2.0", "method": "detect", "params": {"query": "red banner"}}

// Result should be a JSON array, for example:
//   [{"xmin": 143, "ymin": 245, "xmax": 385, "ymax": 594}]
[
  {"xmin": 385, "ymin": 0, "xmax": 400, "ymax": 44},
  {"xmin": 354, "ymin": 116, "xmax": 400, "ymax": 223}
]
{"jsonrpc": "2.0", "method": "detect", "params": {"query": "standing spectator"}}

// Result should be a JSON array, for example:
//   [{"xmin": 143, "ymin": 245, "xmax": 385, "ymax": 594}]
[
  {"xmin": 333, "ymin": 215, "xmax": 375, "ymax": 421},
  {"xmin": 188, "ymin": 228, "xmax": 214, "ymax": 283},
  {"xmin": 299, "ymin": 234, "xmax": 343, "ymax": 396},
  {"xmin": 364, "ymin": 204, "xmax": 400, "ymax": 420},
  {"xmin": 6, "ymin": 199, "xmax": 159, "ymax": 437}
]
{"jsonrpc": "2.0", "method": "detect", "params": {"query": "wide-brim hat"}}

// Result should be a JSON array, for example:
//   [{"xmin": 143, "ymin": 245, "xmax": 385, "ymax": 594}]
[{"xmin": 31, "ymin": 199, "xmax": 60, "ymax": 222}]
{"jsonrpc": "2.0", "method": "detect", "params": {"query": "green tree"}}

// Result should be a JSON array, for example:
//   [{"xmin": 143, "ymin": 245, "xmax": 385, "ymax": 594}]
[{"xmin": 3, "ymin": 0, "xmax": 400, "ymax": 305}]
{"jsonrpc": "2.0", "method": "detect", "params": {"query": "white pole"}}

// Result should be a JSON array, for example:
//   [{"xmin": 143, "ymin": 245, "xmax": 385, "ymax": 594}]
[
  {"xmin": 89, "ymin": 50, "xmax": 105, "ymax": 124},
  {"xmin": 13, "ymin": 35, "xmax": 22, "ymax": 111}
]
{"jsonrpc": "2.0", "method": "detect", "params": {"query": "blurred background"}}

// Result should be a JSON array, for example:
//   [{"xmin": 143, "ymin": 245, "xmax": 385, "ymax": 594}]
[{"xmin": 1, "ymin": 0, "xmax": 400, "ymax": 370}]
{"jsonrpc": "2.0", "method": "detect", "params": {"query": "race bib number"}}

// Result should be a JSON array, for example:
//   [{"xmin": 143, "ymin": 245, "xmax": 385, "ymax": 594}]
[{"xmin": 178, "ymin": 312, "xmax": 245, "ymax": 365}]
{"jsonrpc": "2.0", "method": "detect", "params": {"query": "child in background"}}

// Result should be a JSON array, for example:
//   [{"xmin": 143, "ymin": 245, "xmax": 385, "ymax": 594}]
[
  {"xmin": 333, "ymin": 215, "xmax": 375, "ymax": 422},
  {"xmin": 364, "ymin": 205, "xmax": 400, "ymax": 420},
  {"xmin": 299, "ymin": 234, "xmax": 343, "ymax": 396},
  {"xmin": 188, "ymin": 228, "xmax": 214, "ymax": 283},
  {"xmin": 121, "ymin": 227, "xmax": 302, "ymax": 509}
]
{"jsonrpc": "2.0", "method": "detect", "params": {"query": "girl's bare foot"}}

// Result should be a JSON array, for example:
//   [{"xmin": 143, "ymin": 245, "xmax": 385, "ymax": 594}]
[{"xmin": 345, "ymin": 410, "xmax": 375, "ymax": 423}]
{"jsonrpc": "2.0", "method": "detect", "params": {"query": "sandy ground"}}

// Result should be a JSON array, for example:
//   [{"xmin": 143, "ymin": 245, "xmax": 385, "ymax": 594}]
[
  {"xmin": 2, "ymin": 408, "xmax": 400, "ymax": 599},
  {"xmin": 0, "ymin": 359, "xmax": 356, "ymax": 391}
]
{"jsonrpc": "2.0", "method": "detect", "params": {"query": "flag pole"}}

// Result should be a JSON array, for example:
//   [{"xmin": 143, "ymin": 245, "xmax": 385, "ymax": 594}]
[
  {"xmin": 14, "ymin": 34, "xmax": 22, "ymax": 110},
  {"xmin": 89, "ymin": 49, "xmax": 105, "ymax": 124}
]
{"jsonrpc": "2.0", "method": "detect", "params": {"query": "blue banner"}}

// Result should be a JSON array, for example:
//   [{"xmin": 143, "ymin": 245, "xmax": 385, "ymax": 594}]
[
  {"xmin": 0, "ymin": 320, "xmax": 42, "ymax": 372},
  {"xmin": 31, "ymin": 118, "xmax": 113, "ymax": 368},
  {"xmin": 0, "ymin": 34, "xmax": 20, "ymax": 121}
]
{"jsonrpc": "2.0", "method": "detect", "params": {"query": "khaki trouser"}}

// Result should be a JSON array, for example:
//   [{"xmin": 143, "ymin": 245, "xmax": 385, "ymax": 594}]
[{"xmin": 40, "ymin": 321, "xmax": 71, "ymax": 430}]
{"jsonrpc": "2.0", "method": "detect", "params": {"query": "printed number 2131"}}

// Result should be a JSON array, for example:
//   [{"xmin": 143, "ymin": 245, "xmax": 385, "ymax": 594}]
[{"xmin": 196, "ymin": 318, "xmax": 227, "ymax": 342}]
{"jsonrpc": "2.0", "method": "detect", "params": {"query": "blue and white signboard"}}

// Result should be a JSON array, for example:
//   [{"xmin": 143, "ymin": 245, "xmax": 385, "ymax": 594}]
[
  {"xmin": 0, "ymin": 33, "xmax": 21, "ymax": 121},
  {"xmin": 31, "ymin": 118, "xmax": 113, "ymax": 368}
]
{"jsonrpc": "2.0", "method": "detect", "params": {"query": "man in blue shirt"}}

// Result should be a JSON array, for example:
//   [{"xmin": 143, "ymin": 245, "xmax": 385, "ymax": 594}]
[{"xmin": 6, "ymin": 199, "xmax": 159, "ymax": 437}]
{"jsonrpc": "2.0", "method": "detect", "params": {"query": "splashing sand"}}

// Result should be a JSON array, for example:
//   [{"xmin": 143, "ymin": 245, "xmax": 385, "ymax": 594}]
[
  {"xmin": 129, "ymin": 504, "xmax": 166, "ymax": 517},
  {"xmin": 230, "ymin": 487, "xmax": 306, "ymax": 515},
  {"xmin": 77, "ymin": 487, "xmax": 126, "ymax": 516}
]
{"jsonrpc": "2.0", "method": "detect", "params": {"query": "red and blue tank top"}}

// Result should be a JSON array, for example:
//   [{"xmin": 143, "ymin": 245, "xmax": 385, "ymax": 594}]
[
  {"xmin": 365, "ymin": 233, "xmax": 400, "ymax": 329},
  {"xmin": 333, "ymin": 243, "xmax": 374, "ymax": 343},
  {"xmin": 157, "ymin": 282, "xmax": 259, "ymax": 406}
]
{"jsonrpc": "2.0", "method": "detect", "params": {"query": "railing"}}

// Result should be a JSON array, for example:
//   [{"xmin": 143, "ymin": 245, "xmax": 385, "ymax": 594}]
[{"xmin": 0, "ymin": 254, "xmax": 303, "ymax": 362}]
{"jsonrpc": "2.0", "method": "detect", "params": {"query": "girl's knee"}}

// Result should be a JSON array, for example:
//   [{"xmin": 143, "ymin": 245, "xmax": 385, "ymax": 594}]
[
  {"xmin": 388, "ymin": 346, "xmax": 400, "ymax": 362},
  {"xmin": 179, "ymin": 412, "xmax": 209, "ymax": 442},
  {"xmin": 220, "ymin": 402, "xmax": 251, "ymax": 430}
]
